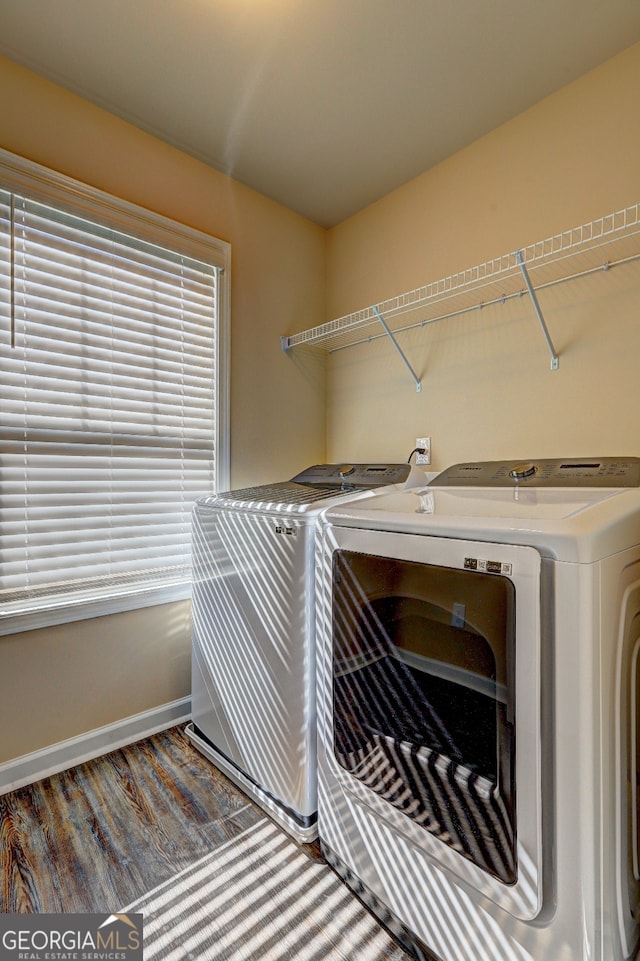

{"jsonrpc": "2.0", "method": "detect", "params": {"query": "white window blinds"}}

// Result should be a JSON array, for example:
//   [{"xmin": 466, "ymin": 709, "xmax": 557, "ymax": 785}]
[{"xmin": 0, "ymin": 161, "xmax": 229, "ymax": 634}]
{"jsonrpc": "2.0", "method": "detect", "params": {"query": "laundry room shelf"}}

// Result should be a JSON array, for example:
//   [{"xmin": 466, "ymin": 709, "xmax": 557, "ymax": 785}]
[{"xmin": 281, "ymin": 202, "xmax": 640, "ymax": 388}]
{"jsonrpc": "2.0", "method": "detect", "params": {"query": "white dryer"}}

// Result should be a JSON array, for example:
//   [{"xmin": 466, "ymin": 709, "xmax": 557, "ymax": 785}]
[
  {"xmin": 315, "ymin": 457, "xmax": 640, "ymax": 961},
  {"xmin": 186, "ymin": 462, "xmax": 411, "ymax": 843}
]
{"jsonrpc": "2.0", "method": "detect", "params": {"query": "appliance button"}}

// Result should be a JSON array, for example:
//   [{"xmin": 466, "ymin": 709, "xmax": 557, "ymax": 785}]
[{"xmin": 339, "ymin": 465, "xmax": 355, "ymax": 477}]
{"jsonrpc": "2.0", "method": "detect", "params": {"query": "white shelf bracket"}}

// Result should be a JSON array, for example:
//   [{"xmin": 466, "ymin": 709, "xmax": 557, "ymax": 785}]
[
  {"xmin": 372, "ymin": 306, "xmax": 422, "ymax": 392},
  {"xmin": 516, "ymin": 249, "xmax": 559, "ymax": 370}
]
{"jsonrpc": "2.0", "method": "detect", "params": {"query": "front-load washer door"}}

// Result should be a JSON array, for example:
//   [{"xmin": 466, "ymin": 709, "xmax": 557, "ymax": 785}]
[{"xmin": 318, "ymin": 524, "xmax": 543, "ymax": 920}]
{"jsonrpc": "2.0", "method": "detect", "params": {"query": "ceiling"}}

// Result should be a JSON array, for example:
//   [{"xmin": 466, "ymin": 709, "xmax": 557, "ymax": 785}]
[{"xmin": 1, "ymin": 0, "xmax": 639, "ymax": 228}]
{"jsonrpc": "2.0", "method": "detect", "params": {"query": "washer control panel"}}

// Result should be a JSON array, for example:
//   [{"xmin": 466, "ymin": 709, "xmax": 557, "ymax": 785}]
[
  {"xmin": 291, "ymin": 462, "xmax": 410, "ymax": 488},
  {"xmin": 430, "ymin": 457, "xmax": 640, "ymax": 488}
]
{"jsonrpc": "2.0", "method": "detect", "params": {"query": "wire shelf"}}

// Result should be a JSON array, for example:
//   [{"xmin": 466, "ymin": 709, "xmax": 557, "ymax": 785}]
[{"xmin": 282, "ymin": 202, "xmax": 640, "ymax": 356}]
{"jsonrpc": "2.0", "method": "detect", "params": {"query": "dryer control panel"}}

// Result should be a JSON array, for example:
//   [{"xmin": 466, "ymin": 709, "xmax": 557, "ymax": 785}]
[{"xmin": 430, "ymin": 456, "xmax": 640, "ymax": 488}]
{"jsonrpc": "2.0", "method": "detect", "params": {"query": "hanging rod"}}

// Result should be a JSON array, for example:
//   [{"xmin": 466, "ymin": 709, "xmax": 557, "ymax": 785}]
[
  {"xmin": 322, "ymin": 250, "xmax": 640, "ymax": 353},
  {"xmin": 281, "ymin": 201, "xmax": 640, "ymax": 357}
]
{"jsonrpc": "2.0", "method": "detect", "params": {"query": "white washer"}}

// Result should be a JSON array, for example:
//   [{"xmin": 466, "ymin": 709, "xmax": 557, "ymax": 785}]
[
  {"xmin": 315, "ymin": 457, "xmax": 640, "ymax": 961},
  {"xmin": 186, "ymin": 462, "xmax": 411, "ymax": 842}
]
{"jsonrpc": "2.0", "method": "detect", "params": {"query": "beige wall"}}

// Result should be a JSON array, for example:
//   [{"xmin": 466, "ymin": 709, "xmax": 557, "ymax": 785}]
[
  {"xmin": 0, "ymin": 56, "xmax": 326, "ymax": 763},
  {"xmin": 1, "ymin": 603, "xmax": 192, "ymax": 762},
  {"xmin": 325, "ymin": 42, "xmax": 640, "ymax": 468}
]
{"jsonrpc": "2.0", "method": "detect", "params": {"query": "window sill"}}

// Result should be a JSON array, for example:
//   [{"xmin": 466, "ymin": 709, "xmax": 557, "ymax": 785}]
[{"xmin": 0, "ymin": 580, "xmax": 191, "ymax": 636}]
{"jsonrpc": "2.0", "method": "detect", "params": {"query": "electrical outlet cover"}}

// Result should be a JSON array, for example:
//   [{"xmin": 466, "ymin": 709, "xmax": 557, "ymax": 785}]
[{"xmin": 416, "ymin": 436, "xmax": 431, "ymax": 465}]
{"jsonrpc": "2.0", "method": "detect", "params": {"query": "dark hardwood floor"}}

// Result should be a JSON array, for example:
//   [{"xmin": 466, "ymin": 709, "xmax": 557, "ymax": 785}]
[
  {"xmin": 0, "ymin": 725, "xmax": 268, "ymax": 914},
  {"xmin": 1, "ymin": 725, "xmax": 418, "ymax": 961}
]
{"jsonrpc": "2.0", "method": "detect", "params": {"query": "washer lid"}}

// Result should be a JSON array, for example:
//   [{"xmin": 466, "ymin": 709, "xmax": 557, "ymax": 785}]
[
  {"xmin": 196, "ymin": 463, "xmax": 411, "ymax": 514},
  {"xmin": 197, "ymin": 480, "xmax": 366, "ymax": 513}
]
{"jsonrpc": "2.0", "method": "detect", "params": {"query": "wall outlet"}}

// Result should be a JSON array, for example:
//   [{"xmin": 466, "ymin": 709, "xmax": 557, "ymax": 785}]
[{"xmin": 416, "ymin": 437, "xmax": 431, "ymax": 466}]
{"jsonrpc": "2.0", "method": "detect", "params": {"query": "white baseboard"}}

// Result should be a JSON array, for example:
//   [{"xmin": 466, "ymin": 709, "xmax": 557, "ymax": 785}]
[{"xmin": 0, "ymin": 696, "xmax": 191, "ymax": 795}]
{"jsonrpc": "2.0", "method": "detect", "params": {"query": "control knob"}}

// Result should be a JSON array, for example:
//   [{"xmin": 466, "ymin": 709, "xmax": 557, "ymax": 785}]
[{"xmin": 509, "ymin": 461, "xmax": 537, "ymax": 481}]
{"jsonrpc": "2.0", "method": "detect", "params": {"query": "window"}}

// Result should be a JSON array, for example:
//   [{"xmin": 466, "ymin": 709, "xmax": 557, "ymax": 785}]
[{"xmin": 0, "ymin": 149, "xmax": 230, "ymax": 634}]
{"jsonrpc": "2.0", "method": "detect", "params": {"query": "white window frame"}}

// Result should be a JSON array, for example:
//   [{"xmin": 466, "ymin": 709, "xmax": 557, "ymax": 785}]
[{"xmin": 0, "ymin": 147, "xmax": 230, "ymax": 634}]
